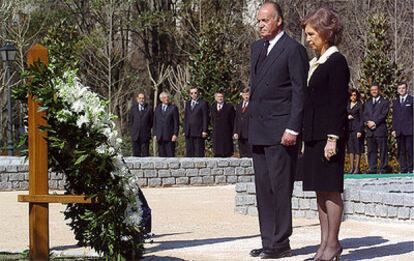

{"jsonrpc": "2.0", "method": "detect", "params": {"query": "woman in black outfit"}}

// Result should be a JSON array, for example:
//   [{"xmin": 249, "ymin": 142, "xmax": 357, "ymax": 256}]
[
  {"xmin": 302, "ymin": 7, "xmax": 349, "ymax": 261},
  {"xmin": 347, "ymin": 89, "xmax": 364, "ymax": 174}
]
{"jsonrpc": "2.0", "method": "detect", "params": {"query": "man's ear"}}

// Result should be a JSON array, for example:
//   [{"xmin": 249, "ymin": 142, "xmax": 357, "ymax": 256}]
[{"xmin": 276, "ymin": 16, "xmax": 283, "ymax": 27}]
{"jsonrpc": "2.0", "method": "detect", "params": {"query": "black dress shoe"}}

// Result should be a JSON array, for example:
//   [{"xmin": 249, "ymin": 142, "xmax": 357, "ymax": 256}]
[
  {"xmin": 260, "ymin": 248, "xmax": 293, "ymax": 259},
  {"xmin": 250, "ymin": 248, "xmax": 264, "ymax": 257}
]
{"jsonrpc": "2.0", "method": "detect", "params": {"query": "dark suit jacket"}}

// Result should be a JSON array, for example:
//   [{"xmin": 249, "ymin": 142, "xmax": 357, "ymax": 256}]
[
  {"xmin": 303, "ymin": 52, "xmax": 350, "ymax": 141},
  {"xmin": 211, "ymin": 102, "xmax": 235, "ymax": 155},
  {"xmin": 129, "ymin": 103, "xmax": 153, "ymax": 142},
  {"xmin": 392, "ymin": 95, "xmax": 413, "ymax": 136},
  {"xmin": 248, "ymin": 33, "xmax": 308, "ymax": 145},
  {"xmin": 153, "ymin": 103, "xmax": 179, "ymax": 142},
  {"xmin": 184, "ymin": 98, "xmax": 209, "ymax": 138},
  {"xmin": 233, "ymin": 102, "xmax": 250, "ymax": 140},
  {"xmin": 347, "ymin": 101, "xmax": 364, "ymax": 133},
  {"xmin": 363, "ymin": 96, "xmax": 389, "ymax": 137}
]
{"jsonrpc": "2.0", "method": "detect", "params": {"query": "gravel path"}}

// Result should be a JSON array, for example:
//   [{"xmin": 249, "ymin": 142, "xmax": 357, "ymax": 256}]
[{"xmin": 0, "ymin": 186, "xmax": 413, "ymax": 260}]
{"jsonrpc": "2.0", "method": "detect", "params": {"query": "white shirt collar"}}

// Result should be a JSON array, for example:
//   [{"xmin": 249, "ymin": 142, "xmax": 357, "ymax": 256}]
[
  {"xmin": 400, "ymin": 94, "xmax": 408, "ymax": 100},
  {"xmin": 307, "ymin": 46, "xmax": 339, "ymax": 84},
  {"xmin": 267, "ymin": 31, "xmax": 284, "ymax": 55}
]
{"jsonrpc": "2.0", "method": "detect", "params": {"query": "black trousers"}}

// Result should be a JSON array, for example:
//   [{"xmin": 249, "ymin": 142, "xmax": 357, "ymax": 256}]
[
  {"xmin": 397, "ymin": 135, "xmax": 413, "ymax": 173},
  {"xmin": 158, "ymin": 141, "xmax": 176, "ymax": 157},
  {"xmin": 132, "ymin": 139, "xmax": 150, "ymax": 157},
  {"xmin": 366, "ymin": 136, "xmax": 388, "ymax": 173},
  {"xmin": 185, "ymin": 137, "xmax": 205, "ymax": 157},
  {"xmin": 238, "ymin": 138, "xmax": 252, "ymax": 157},
  {"xmin": 252, "ymin": 144, "xmax": 297, "ymax": 252}
]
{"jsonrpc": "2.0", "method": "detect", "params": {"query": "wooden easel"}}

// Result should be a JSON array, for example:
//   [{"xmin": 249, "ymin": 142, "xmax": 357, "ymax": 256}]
[{"xmin": 18, "ymin": 44, "xmax": 95, "ymax": 260}]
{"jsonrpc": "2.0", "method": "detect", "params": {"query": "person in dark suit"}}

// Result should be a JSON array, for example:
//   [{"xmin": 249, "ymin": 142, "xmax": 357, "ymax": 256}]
[
  {"xmin": 363, "ymin": 84, "xmax": 390, "ymax": 173},
  {"xmin": 392, "ymin": 83, "xmax": 413, "ymax": 173},
  {"xmin": 302, "ymin": 7, "xmax": 349, "ymax": 261},
  {"xmin": 129, "ymin": 92, "xmax": 153, "ymax": 156},
  {"xmin": 211, "ymin": 91, "xmax": 235, "ymax": 157},
  {"xmin": 233, "ymin": 87, "xmax": 252, "ymax": 157},
  {"xmin": 247, "ymin": 2, "xmax": 308, "ymax": 259},
  {"xmin": 346, "ymin": 89, "xmax": 364, "ymax": 173},
  {"xmin": 153, "ymin": 92, "xmax": 179, "ymax": 157},
  {"xmin": 184, "ymin": 87, "xmax": 209, "ymax": 157}
]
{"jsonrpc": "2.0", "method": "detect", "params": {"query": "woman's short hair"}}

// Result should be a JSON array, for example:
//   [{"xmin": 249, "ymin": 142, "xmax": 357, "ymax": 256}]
[
  {"xmin": 301, "ymin": 7, "xmax": 343, "ymax": 46},
  {"xmin": 349, "ymin": 88, "xmax": 361, "ymax": 100}
]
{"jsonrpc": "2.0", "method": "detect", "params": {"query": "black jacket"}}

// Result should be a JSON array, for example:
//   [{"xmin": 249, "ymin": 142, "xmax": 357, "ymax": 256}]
[
  {"xmin": 303, "ymin": 52, "xmax": 350, "ymax": 141},
  {"xmin": 184, "ymin": 98, "xmax": 209, "ymax": 138},
  {"xmin": 233, "ymin": 101, "xmax": 250, "ymax": 140},
  {"xmin": 347, "ymin": 101, "xmax": 364, "ymax": 133},
  {"xmin": 211, "ymin": 102, "xmax": 235, "ymax": 156},
  {"xmin": 363, "ymin": 96, "xmax": 389, "ymax": 137},
  {"xmin": 248, "ymin": 33, "xmax": 308, "ymax": 145},
  {"xmin": 129, "ymin": 103, "xmax": 153, "ymax": 142},
  {"xmin": 153, "ymin": 103, "xmax": 179, "ymax": 142},
  {"xmin": 392, "ymin": 95, "xmax": 413, "ymax": 136}
]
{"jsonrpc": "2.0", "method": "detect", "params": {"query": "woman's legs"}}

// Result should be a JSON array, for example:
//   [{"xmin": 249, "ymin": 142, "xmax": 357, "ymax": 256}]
[
  {"xmin": 314, "ymin": 192, "xmax": 328, "ymax": 259},
  {"xmin": 348, "ymin": 153, "xmax": 354, "ymax": 173},
  {"xmin": 354, "ymin": 154, "xmax": 361, "ymax": 173},
  {"xmin": 319, "ymin": 192, "xmax": 343, "ymax": 260}
]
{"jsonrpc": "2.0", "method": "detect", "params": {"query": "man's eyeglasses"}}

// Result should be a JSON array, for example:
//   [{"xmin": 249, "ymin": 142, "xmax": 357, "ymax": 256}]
[{"xmin": 190, "ymin": 92, "xmax": 198, "ymax": 94}]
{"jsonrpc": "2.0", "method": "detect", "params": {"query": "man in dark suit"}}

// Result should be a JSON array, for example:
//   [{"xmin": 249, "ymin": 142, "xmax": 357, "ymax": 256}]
[
  {"xmin": 153, "ymin": 91, "xmax": 179, "ymax": 157},
  {"xmin": 129, "ymin": 92, "xmax": 153, "ymax": 156},
  {"xmin": 392, "ymin": 83, "xmax": 413, "ymax": 173},
  {"xmin": 233, "ymin": 87, "xmax": 252, "ymax": 157},
  {"xmin": 211, "ymin": 91, "xmax": 235, "ymax": 157},
  {"xmin": 247, "ymin": 2, "xmax": 308, "ymax": 259},
  {"xmin": 184, "ymin": 87, "xmax": 209, "ymax": 157},
  {"xmin": 363, "ymin": 84, "xmax": 390, "ymax": 173}
]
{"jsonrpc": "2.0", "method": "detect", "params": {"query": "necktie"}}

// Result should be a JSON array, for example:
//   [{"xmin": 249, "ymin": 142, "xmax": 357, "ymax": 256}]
[
  {"xmin": 191, "ymin": 100, "xmax": 196, "ymax": 110},
  {"xmin": 255, "ymin": 40, "xmax": 270, "ymax": 73},
  {"xmin": 242, "ymin": 102, "xmax": 247, "ymax": 113},
  {"xmin": 401, "ymin": 97, "xmax": 405, "ymax": 104},
  {"xmin": 162, "ymin": 104, "xmax": 167, "ymax": 112},
  {"xmin": 218, "ymin": 104, "xmax": 222, "ymax": 111},
  {"xmin": 139, "ymin": 104, "xmax": 143, "ymax": 111}
]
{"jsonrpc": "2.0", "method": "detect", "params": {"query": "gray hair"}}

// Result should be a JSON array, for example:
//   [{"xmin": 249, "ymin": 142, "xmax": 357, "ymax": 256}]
[{"xmin": 159, "ymin": 91, "xmax": 170, "ymax": 99}]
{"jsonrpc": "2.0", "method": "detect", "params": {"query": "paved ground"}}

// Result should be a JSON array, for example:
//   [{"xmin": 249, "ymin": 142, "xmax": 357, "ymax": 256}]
[{"xmin": 0, "ymin": 186, "xmax": 413, "ymax": 260}]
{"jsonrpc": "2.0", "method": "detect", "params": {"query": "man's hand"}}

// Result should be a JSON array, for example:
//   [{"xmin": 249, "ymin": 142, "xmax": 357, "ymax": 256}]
[
  {"xmin": 367, "ymin": 121, "xmax": 376, "ymax": 129},
  {"xmin": 392, "ymin": 130, "xmax": 396, "ymax": 138},
  {"xmin": 324, "ymin": 139, "xmax": 337, "ymax": 161},
  {"xmin": 348, "ymin": 114, "xmax": 354, "ymax": 120},
  {"xmin": 357, "ymin": 132, "xmax": 362, "ymax": 138},
  {"xmin": 202, "ymin": 132, "xmax": 208, "ymax": 138},
  {"xmin": 281, "ymin": 131, "xmax": 297, "ymax": 146},
  {"xmin": 233, "ymin": 133, "xmax": 239, "ymax": 140},
  {"xmin": 172, "ymin": 135, "xmax": 177, "ymax": 142}
]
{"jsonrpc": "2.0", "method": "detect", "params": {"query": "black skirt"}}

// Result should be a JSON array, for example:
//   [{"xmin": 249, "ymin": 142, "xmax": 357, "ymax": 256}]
[
  {"xmin": 346, "ymin": 131, "xmax": 364, "ymax": 154},
  {"xmin": 303, "ymin": 139, "xmax": 345, "ymax": 192}
]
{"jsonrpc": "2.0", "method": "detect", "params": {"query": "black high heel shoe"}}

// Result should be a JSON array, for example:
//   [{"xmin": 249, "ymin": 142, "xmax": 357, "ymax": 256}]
[{"xmin": 319, "ymin": 247, "xmax": 343, "ymax": 261}]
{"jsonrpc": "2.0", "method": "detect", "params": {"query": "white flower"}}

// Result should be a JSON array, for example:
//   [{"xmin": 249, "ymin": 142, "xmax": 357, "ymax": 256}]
[{"xmin": 76, "ymin": 114, "xmax": 89, "ymax": 128}]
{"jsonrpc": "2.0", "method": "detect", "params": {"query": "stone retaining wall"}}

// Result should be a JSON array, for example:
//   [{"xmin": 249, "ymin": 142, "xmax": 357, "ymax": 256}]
[
  {"xmin": 0, "ymin": 157, "xmax": 254, "ymax": 191},
  {"xmin": 235, "ymin": 177, "xmax": 414, "ymax": 223}
]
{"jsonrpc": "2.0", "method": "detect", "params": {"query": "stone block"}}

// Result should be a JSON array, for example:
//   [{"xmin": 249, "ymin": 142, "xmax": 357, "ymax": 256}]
[
  {"xmin": 185, "ymin": 169, "xmax": 198, "ymax": 177},
  {"xmin": 246, "ymin": 183, "xmax": 256, "ymax": 194},
  {"xmin": 130, "ymin": 169, "xmax": 144, "ymax": 178},
  {"xmin": 215, "ymin": 175, "xmax": 227, "ymax": 184},
  {"xmin": 375, "ymin": 204, "xmax": 388, "ymax": 218},
  {"xmin": 344, "ymin": 201, "xmax": 353, "ymax": 215},
  {"xmin": 144, "ymin": 170, "xmax": 157, "ymax": 178},
  {"xmin": 365, "ymin": 204, "xmax": 376, "ymax": 217},
  {"xmin": 199, "ymin": 168, "xmax": 211, "ymax": 176},
  {"xmin": 229, "ymin": 159, "xmax": 241, "ymax": 167},
  {"xmin": 176, "ymin": 177, "xmax": 189, "ymax": 185},
  {"xmin": 238, "ymin": 176, "xmax": 253, "ymax": 183},
  {"xmin": 410, "ymin": 208, "xmax": 414, "ymax": 220},
  {"xmin": 383, "ymin": 193, "xmax": 404, "ymax": 206},
  {"xmin": 292, "ymin": 198, "xmax": 299, "ymax": 210},
  {"xmin": 148, "ymin": 178, "xmax": 162, "ymax": 187},
  {"xmin": 299, "ymin": 198, "xmax": 310, "ymax": 209},
  {"xmin": 248, "ymin": 206, "xmax": 258, "ymax": 216},
  {"xmin": 372, "ymin": 192, "xmax": 384, "ymax": 203},
  {"xmin": 235, "ymin": 167, "xmax": 245, "ymax": 175},
  {"xmin": 293, "ymin": 210, "xmax": 306, "ymax": 218},
  {"xmin": 387, "ymin": 206, "xmax": 398, "ymax": 218},
  {"xmin": 360, "ymin": 191, "xmax": 373, "ymax": 203},
  {"xmin": 403, "ymin": 194, "xmax": 414, "ymax": 207},
  {"xmin": 206, "ymin": 160, "xmax": 217, "ymax": 168},
  {"xmin": 354, "ymin": 203, "xmax": 365, "ymax": 214},
  {"xmin": 162, "ymin": 177, "xmax": 176, "ymax": 186},
  {"xmin": 6, "ymin": 165, "xmax": 18, "ymax": 172},
  {"xmin": 227, "ymin": 176, "xmax": 238, "ymax": 184},
  {"xmin": 18, "ymin": 165, "xmax": 29, "ymax": 172},
  {"xmin": 0, "ymin": 174, "xmax": 7, "ymax": 182},
  {"xmin": 398, "ymin": 207, "xmax": 410, "ymax": 220},
  {"xmin": 125, "ymin": 162, "xmax": 134, "ymax": 169},
  {"xmin": 348, "ymin": 190, "xmax": 360, "ymax": 201},
  {"xmin": 310, "ymin": 199, "xmax": 318, "ymax": 211},
  {"xmin": 168, "ymin": 161, "xmax": 180, "ymax": 169},
  {"xmin": 235, "ymin": 206, "xmax": 248, "ymax": 215},
  {"xmin": 211, "ymin": 168, "xmax": 224, "ymax": 175},
  {"xmin": 158, "ymin": 170, "xmax": 171, "ymax": 178},
  {"xmin": 137, "ymin": 178, "xmax": 147, "ymax": 187},
  {"xmin": 292, "ymin": 188, "xmax": 304, "ymax": 197},
  {"xmin": 141, "ymin": 162, "xmax": 154, "ymax": 169},
  {"xmin": 303, "ymin": 191, "xmax": 316, "ymax": 198},
  {"xmin": 305, "ymin": 210, "xmax": 318, "ymax": 219},
  {"xmin": 0, "ymin": 182, "xmax": 12, "ymax": 190},
  {"xmin": 190, "ymin": 177, "xmax": 203, "ymax": 185},
  {"xmin": 244, "ymin": 167, "xmax": 254, "ymax": 175},
  {"xmin": 8, "ymin": 174, "xmax": 21, "ymax": 182},
  {"xmin": 240, "ymin": 159, "xmax": 252, "ymax": 167},
  {"xmin": 154, "ymin": 161, "xmax": 169, "ymax": 169},
  {"xmin": 20, "ymin": 181, "xmax": 29, "ymax": 190},
  {"xmin": 194, "ymin": 161, "xmax": 206, "ymax": 168},
  {"xmin": 49, "ymin": 180, "xmax": 58, "ymax": 189},
  {"xmin": 180, "ymin": 160, "xmax": 194, "ymax": 168},
  {"xmin": 235, "ymin": 183, "xmax": 247, "ymax": 192},
  {"xmin": 58, "ymin": 180, "xmax": 66, "ymax": 189},
  {"xmin": 217, "ymin": 159, "xmax": 229, "ymax": 167},
  {"xmin": 224, "ymin": 167, "xmax": 235, "ymax": 175},
  {"xmin": 202, "ymin": 176, "xmax": 214, "ymax": 185},
  {"xmin": 235, "ymin": 195, "xmax": 256, "ymax": 206},
  {"xmin": 171, "ymin": 169, "xmax": 186, "ymax": 177},
  {"xmin": 133, "ymin": 162, "xmax": 141, "ymax": 169}
]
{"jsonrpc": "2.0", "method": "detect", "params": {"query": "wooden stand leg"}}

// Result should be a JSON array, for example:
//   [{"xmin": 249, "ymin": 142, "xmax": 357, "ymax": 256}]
[{"xmin": 29, "ymin": 203, "xmax": 49, "ymax": 260}]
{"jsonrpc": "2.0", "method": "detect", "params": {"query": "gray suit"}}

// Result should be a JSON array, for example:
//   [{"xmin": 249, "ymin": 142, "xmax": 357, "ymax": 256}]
[{"xmin": 248, "ymin": 33, "xmax": 308, "ymax": 252}]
